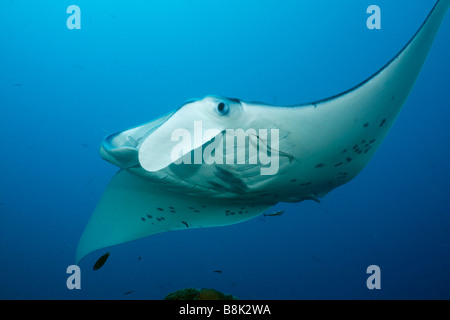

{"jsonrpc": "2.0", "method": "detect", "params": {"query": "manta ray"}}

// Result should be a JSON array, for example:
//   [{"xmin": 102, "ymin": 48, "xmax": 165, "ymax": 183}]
[{"xmin": 76, "ymin": 0, "xmax": 449, "ymax": 264}]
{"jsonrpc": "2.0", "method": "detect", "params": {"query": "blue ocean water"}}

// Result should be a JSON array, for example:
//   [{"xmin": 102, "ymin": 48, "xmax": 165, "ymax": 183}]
[{"xmin": 0, "ymin": 0, "xmax": 449, "ymax": 300}]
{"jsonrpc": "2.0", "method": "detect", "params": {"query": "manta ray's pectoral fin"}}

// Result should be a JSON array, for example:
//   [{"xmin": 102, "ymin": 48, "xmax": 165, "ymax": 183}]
[{"xmin": 75, "ymin": 169, "xmax": 273, "ymax": 264}]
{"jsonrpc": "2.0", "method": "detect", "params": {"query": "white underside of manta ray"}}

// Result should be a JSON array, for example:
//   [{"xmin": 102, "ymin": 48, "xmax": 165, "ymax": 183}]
[{"xmin": 76, "ymin": 0, "xmax": 449, "ymax": 264}]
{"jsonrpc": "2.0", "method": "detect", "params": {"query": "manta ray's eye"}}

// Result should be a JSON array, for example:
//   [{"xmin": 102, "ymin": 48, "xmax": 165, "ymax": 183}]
[{"xmin": 216, "ymin": 102, "xmax": 229, "ymax": 115}]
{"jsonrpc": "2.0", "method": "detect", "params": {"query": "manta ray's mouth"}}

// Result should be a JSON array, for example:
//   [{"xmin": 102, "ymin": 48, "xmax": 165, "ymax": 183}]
[{"xmin": 99, "ymin": 132, "xmax": 140, "ymax": 169}]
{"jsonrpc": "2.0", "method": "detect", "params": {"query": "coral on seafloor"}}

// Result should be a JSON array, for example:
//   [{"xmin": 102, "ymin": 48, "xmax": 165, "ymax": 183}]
[{"xmin": 164, "ymin": 288, "xmax": 238, "ymax": 300}]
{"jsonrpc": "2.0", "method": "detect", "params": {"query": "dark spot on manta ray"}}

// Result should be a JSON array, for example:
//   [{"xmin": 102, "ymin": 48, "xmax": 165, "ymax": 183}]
[
  {"xmin": 170, "ymin": 210, "xmax": 176, "ymax": 213},
  {"xmin": 157, "ymin": 208, "xmax": 164, "ymax": 211},
  {"xmin": 363, "ymin": 123, "xmax": 369, "ymax": 128},
  {"xmin": 182, "ymin": 221, "xmax": 189, "ymax": 228},
  {"xmin": 370, "ymin": 139, "xmax": 376, "ymax": 143},
  {"xmin": 338, "ymin": 172, "xmax": 348, "ymax": 180},
  {"xmin": 334, "ymin": 162, "xmax": 343, "ymax": 167},
  {"xmin": 93, "ymin": 252, "xmax": 110, "ymax": 271},
  {"xmin": 341, "ymin": 149, "xmax": 347, "ymax": 153},
  {"xmin": 379, "ymin": 118, "xmax": 386, "ymax": 127},
  {"xmin": 346, "ymin": 157, "xmax": 352, "ymax": 162},
  {"xmin": 147, "ymin": 214, "xmax": 153, "ymax": 219},
  {"xmin": 213, "ymin": 270, "xmax": 223, "ymax": 274},
  {"xmin": 290, "ymin": 179, "xmax": 297, "ymax": 182},
  {"xmin": 141, "ymin": 217, "xmax": 145, "ymax": 222},
  {"xmin": 353, "ymin": 145, "xmax": 358, "ymax": 150},
  {"xmin": 193, "ymin": 209, "xmax": 200, "ymax": 213},
  {"xmin": 315, "ymin": 163, "xmax": 325, "ymax": 168},
  {"xmin": 169, "ymin": 206, "xmax": 175, "ymax": 210}
]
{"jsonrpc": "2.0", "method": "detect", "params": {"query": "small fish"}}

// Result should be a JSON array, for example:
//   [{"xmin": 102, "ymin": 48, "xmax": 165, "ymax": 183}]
[
  {"xmin": 263, "ymin": 210, "xmax": 284, "ymax": 217},
  {"xmin": 213, "ymin": 270, "xmax": 222, "ymax": 274},
  {"xmin": 123, "ymin": 291, "xmax": 135, "ymax": 295},
  {"xmin": 93, "ymin": 252, "xmax": 110, "ymax": 270}
]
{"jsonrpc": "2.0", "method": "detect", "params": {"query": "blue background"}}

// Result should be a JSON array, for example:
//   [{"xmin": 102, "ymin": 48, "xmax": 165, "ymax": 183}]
[{"xmin": 0, "ymin": 0, "xmax": 449, "ymax": 299}]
